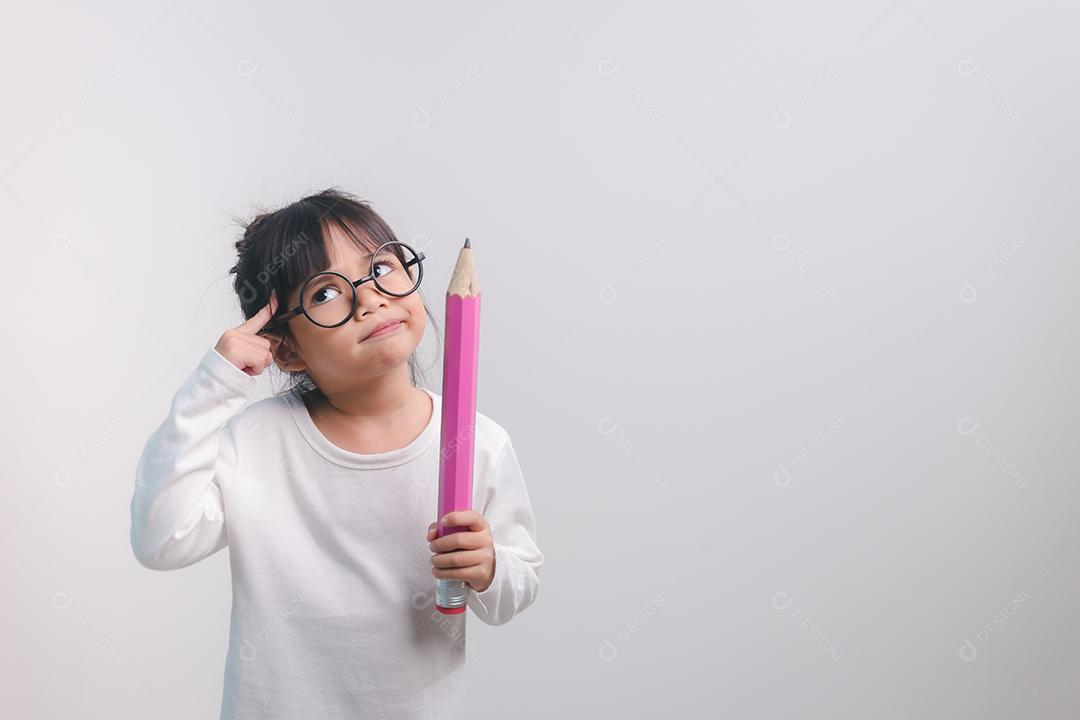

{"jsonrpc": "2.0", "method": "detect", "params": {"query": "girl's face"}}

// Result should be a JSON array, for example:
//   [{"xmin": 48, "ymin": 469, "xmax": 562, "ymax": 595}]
[{"xmin": 269, "ymin": 222, "xmax": 426, "ymax": 390}]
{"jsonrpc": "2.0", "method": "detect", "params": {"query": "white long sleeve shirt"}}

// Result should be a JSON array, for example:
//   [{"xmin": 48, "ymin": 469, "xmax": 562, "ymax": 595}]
[{"xmin": 130, "ymin": 347, "xmax": 543, "ymax": 720}]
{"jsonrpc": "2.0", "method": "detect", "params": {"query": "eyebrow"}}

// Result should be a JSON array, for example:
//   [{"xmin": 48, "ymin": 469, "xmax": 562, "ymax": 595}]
[{"xmin": 324, "ymin": 248, "xmax": 390, "ymax": 274}]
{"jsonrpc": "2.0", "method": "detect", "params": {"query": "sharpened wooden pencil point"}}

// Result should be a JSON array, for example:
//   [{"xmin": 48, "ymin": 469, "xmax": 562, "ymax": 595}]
[{"xmin": 464, "ymin": 237, "xmax": 470, "ymax": 249}]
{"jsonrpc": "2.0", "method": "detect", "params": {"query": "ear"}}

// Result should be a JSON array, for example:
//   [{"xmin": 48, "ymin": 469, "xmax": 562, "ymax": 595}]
[{"xmin": 266, "ymin": 331, "xmax": 308, "ymax": 372}]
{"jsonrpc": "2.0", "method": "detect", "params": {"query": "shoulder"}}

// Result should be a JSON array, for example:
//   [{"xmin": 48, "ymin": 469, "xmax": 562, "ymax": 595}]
[
  {"xmin": 226, "ymin": 390, "xmax": 296, "ymax": 441},
  {"xmin": 426, "ymin": 390, "xmax": 513, "ymax": 468},
  {"xmin": 467, "ymin": 409, "xmax": 528, "ymax": 515},
  {"xmin": 469, "ymin": 406, "xmax": 512, "ymax": 461},
  {"xmin": 471, "ymin": 408, "xmax": 517, "ymax": 488},
  {"xmin": 425, "ymin": 389, "xmax": 511, "ymax": 453}
]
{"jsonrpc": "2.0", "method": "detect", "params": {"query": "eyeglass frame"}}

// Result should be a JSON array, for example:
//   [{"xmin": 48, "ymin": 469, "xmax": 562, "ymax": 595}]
[{"xmin": 259, "ymin": 240, "xmax": 426, "ymax": 333}]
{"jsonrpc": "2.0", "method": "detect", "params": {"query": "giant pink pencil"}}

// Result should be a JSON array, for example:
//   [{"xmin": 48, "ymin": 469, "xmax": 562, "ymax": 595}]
[{"xmin": 435, "ymin": 238, "xmax": 480, "ymax": 614}]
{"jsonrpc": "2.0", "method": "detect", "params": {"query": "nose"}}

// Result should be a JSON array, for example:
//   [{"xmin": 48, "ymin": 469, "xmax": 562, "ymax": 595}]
[{"xmin": 353, "ymin": 280, "xmax": 390, "ymax": 321}]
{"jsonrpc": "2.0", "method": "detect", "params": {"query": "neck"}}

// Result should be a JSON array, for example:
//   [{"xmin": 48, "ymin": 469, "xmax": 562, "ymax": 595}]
[{"xmin": 311, "ymin": 365, "xmax": 418, "ymax": 418}]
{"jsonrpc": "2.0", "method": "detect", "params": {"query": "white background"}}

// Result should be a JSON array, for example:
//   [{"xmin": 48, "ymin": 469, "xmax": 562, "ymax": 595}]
[{"xmin": 4, "ymin": 1, "xmax": 1078, "ymax": 718}]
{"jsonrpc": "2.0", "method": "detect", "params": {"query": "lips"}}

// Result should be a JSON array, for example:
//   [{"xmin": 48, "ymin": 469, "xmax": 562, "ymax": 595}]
[{"xmin": 362, "ymin": 319, "xmax": 403, "ymax": 341}]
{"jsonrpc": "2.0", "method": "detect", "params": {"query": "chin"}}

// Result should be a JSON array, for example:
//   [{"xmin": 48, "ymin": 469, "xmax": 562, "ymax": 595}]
[{"xmin": 358, "ymin": 329, "xmax": 417, "ymax": 359}]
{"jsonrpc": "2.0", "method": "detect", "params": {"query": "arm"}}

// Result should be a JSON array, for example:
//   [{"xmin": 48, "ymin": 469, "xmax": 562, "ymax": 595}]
[
  {"xmin": 466, "ymin": 437, "xmax": 543, "ymax": 626},
  {"xmin": 130, "ymin": 347, "xmax": 257, "ymax": 570}
]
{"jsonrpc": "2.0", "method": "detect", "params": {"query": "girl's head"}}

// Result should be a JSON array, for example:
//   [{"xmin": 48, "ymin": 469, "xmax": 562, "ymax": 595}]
[{"xmin": 228, "ymin": 188, "xmax": 439, "ymax": 397}]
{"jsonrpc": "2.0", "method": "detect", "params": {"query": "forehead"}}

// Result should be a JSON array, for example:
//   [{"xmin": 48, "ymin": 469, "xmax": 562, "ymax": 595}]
[{"xmin": 322, "ymin": 221, "xmax": 380, "ymax": 271}]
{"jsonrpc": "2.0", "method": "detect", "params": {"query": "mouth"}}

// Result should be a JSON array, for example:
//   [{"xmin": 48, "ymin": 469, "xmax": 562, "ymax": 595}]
[{"xmin": 361, "ymin": 319, "xmax": 404, "ymax": 341}]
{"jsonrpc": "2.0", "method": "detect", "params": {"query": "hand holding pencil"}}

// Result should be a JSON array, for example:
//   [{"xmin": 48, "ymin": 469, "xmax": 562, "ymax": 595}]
[{"xmin": 426, "ymin": 510, "xmax": 495, "ymax": 593}]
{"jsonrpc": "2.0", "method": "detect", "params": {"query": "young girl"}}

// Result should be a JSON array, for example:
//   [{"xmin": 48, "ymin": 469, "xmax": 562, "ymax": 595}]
[{"xmin": 129, "ymin": 188, "xmax": 543, "ymax": 720}]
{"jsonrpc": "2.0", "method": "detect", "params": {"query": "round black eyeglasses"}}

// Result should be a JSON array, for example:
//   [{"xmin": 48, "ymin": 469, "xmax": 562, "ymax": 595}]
[{"xmin": 259, "ymin": 241, "xmax": 425, "ymax": 332}]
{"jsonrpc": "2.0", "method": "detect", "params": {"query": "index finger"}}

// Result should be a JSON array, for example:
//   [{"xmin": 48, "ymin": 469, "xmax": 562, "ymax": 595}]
[
  {"xmin": 439, "ymin": 510, "xmax": 488, "ymax": 532},
  {"xmin": 237, "ymin": 291, "xmax": 279, "ymax": 334}
]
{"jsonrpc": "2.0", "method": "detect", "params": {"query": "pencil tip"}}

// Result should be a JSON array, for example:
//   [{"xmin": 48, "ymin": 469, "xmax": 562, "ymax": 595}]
[{"xmin": 464, "ymin": 237, "xmax": 471, "ymax": 249}]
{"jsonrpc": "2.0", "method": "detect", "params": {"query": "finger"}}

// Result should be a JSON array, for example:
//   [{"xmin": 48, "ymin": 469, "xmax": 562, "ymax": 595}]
[
  {"xmin": 430, "ymin": 548, "xmax": 487, "ymax": 569},
  {"xmin": 439, "ymin": 510, "xmax": 488, "ymax": 532},
  {"xmin": 430, "ymin": 531, "xmax": 486, "ymax": 553},
  {"xmin": 226, "ymin": 333, "xmax": 272, "ymax": 354},
  {"xmin": 431, "ymin": 566, "xmax": 479, "ymax": 581},
  {"xmin": 237, "ymin": 291, "xmax": 279, "ymax": 335},
  {"xmin": 240, "ymin": 349, "xmax": 275, "ymax": 376}
]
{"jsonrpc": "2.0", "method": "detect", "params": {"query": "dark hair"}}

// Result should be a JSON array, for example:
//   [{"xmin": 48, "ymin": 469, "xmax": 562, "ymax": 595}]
[{"xmin": 227, "ymin": 187, "xmax": 441, "ymax": 397}]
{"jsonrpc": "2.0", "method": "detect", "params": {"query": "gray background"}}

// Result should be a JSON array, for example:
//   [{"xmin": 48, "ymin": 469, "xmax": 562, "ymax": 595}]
[{"xmin": 4, "ymin": 1, "xmax": 1078, "ymax": 717}]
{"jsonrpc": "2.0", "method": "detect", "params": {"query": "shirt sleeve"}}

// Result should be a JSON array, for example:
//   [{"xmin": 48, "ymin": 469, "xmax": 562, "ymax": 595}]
[
  {"xmin": 466, "ymin": 435, "xmax": 544, "ymax": 626},
  {"xmin": 130, "ymin": 347, "xmax": 258, "ymax": 571}
]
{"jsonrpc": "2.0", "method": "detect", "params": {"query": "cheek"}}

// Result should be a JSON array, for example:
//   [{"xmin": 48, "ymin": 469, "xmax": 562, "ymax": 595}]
[
  {"xmin": 295, "ymin": 321, "xmax": 345, "ymax": 355},
  {"xmin": 410, "ymin": 310, "xmax": 426, "ymax": 336},
  {"xmin": 404, "ymin": 298, "xmax": 426, "ymax": 332}
]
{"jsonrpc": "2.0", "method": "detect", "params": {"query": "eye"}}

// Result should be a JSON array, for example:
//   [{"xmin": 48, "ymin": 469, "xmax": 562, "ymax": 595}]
[
  {"xmin": 373, "ymin": 260, "xmax": 395, "ymax": 278},
  {"xmin": 311, "ymin": 285, "xmax": 342, "ymax": 305}
]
